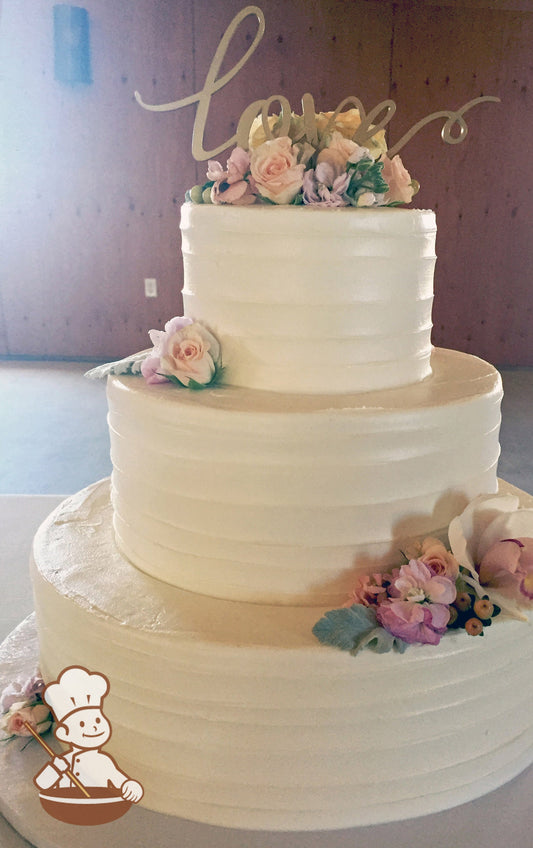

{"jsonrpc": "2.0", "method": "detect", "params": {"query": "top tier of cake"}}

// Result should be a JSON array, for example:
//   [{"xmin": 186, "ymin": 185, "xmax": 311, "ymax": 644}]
[{"xmin": 181, "ymin": 204, "xmax": 436, "ymax": 394}]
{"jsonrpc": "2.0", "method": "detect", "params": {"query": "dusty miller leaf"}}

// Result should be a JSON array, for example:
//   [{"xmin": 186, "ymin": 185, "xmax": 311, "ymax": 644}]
[
  {"xmin": 353, "ymin": 627, "xmax": 408, "ymax": 655},
  {"xmin": 85, "ymin": 350, "xmax": 150, "ymax": 380},
  {"xmin": 312, "ymin": 605, "xmax": 378, "ymax": 652}
]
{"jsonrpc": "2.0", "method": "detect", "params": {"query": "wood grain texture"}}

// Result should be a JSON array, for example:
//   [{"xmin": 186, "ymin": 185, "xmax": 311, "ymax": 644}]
[
  {"xmin": 0, "ymin": 0, "xmax": 195, "ymax": 358},
  {"xmin": 0, "ymin": 0, "xmax": 531, "ymax": 363},
  {"xmin": 390, "ymin": 2, "xmax": 533, "ymax": 363}
]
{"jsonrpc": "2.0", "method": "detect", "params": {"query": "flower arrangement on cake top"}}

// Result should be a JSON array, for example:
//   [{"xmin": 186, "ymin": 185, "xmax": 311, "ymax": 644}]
[
  {"xmin": 186, "ymin": 108, "xmax": 419, "ymax": 209},
  {"xmin": 313, "ymin": 493, "xmax": 533, "ymax": 656}
]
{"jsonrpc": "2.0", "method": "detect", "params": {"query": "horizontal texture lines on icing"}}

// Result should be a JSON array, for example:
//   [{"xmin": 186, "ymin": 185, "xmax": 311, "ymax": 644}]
[
  {"xmin": 182, "ymin": 260, "xmax": 435, "ymax": 304},
  {"xmin": 109, "ymin": 444, "xmax": 499, "ymax": 507},
  {"xmin": 181, "ymin": 296, "xmax": 434, "ymax": 335},
  {"xmin": 31, "ymin": 483, "xmax": 533, "ymax": 827},
  {"xmin": 180, "ymin": 204, "xmax": 437, "ymax": 393},
  {"xmin": 107, "ymin": 349, "xmax": 502, "ymax": 603}
]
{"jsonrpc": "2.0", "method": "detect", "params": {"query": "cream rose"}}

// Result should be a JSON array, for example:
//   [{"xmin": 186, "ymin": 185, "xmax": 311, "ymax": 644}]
[
  {"xmin": 315, "ymin": 108, "xmax": 362, "ymax": 138},
  {"xmin": 316, "ymin": 109, "xmax": 386, "ymax": 160},
  {"xmin": 250, "ymin": 137, "xmax": 305, "ymax": 205},
  {"xmin": 248, "ymin": 114, "xmax": 280, "ymax": 149}
]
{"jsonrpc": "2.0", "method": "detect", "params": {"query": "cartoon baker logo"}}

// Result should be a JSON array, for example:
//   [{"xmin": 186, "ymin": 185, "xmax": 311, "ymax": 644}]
[{"xmin": 29, "ymin": 666, "xmax": 143, "ymax": 825}]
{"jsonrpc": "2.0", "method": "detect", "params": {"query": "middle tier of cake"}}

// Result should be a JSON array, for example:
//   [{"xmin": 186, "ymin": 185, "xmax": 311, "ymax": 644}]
[{"xmin": 108, "ymin": 348, "xmax": 502, "ymax": 606}]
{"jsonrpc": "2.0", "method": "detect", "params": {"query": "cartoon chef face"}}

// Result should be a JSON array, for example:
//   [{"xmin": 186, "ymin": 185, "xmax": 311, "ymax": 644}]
[
  {"xmin": 56, "ymin": 707, "xmax": 111, "ymax": 749},
  {"xmin": 43, "ymin": 666, "xmax": 112, "ymax": 750}
]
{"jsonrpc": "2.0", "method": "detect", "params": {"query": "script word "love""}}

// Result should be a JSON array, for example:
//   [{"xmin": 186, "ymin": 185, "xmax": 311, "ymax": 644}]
[{"xmin": 134, "ymin": 5, "xmax": 499, "ymax": 161}]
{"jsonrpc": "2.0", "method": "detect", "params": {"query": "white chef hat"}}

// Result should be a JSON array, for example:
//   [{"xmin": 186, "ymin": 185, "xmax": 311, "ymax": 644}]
[{"xmin": 43, "ymin": 666, "xmax": 109, "ymax": 723}]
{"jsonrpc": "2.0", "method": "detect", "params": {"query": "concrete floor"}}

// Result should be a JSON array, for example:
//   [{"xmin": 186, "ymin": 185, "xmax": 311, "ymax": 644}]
[
  {"xmin": 0, "ymin": 359, "xmax": 532, "ymax": 495},
  {"xmin": 1, "ymin": 360, "xmax": 111, "ymax": 495}
]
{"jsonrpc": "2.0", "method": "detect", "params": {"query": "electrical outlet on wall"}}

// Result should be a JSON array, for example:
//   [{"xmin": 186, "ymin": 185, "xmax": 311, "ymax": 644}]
[{"xmin": 144, "ymin": 278, "xmax": 157, "ymax": 298}]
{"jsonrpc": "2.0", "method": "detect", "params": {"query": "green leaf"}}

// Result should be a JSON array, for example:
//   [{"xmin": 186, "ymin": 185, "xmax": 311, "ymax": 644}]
[
  {"xmin": 313, "ymin": 604, "xmax": 410, "ymax": 657},
  {"xmin": 345, "ymin": 157, "xmax": 389, "ymax": 198},
  {"xmin": 354, "ymin": 627, "xmax": 409, "ymax": 655},
  {"xmin": 186, "ymin": 378, "xmax": 205, "ymax": 391},
  {"xmin": 164, "ymin": 374, "xmax": 186, "ymax": 388},
  {"xmin": 164, "ymin": 361, "xmax": 225, "ymax": 392},
  {"xmin": 210, "ymin": 362, "xmax": 225, "ymax": 385},
  {"xmin": 312, "ymin": 605, "xmax": 378, "ymax": 652}
]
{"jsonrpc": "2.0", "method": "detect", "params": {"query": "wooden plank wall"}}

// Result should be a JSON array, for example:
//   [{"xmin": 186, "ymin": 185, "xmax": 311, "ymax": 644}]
[{"xmin": 0, "ymin": 0, "xmax": 531, "ymax": 363}]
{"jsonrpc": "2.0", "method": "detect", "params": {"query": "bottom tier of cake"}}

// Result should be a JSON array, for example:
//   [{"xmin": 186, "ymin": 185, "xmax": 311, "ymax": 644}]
[{"xmin": 30, "ymin": 479, "xmax": 533, "ymax": 831}]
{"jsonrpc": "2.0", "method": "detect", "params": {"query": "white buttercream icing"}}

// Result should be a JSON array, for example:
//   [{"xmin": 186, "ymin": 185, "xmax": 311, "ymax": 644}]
[
  {"xmin": 27, "ymin": 201, "xmax": 531, "ymax": 832},
  {"xmin": 181, "ymin": 205, "xmax": 436, "ymax": 393},
  {"xmin": 31, "ymin": 480, "xmax": 533, "ymax": 830},
  {"xmin": 108, "ymin": 348, "xmax": 502, "ymax": 604}
]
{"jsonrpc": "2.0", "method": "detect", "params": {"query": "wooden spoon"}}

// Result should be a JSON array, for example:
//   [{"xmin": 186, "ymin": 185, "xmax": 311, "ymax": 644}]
[{"xmin": 22, "ymin": 721, "xmax": 91, "ymax": 798}]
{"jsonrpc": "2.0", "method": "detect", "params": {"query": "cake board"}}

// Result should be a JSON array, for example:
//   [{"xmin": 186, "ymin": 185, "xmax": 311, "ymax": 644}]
[{"xmin": 1, "ymin": 616, "xmax": 532, "ymax": 848}]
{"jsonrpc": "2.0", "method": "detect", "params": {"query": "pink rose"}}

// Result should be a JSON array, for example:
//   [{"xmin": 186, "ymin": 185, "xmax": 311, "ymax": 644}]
[
  {"xmin": 141, "ymin": 317, "xmax": 221, "ymax": 388},
  {"xmin": 377, "ymin": 599, "xmax": 450, "ymax": 646},
  {"xmin": 250, "ymin": 136, "xmax": 305, "ymax": 204},
  {"xmin": 148, "ymin": 316, "xmax": 194, "ymax": 350},
  {"xmin": 159, "ymin": 323, "xmax": 221, "ymax": 387},
  {"xmin": 419, "ymin": 538, "xmax": 459, "ymax": 581},
  {"xmin": 207, "ymin": 148, "xmax": 256, "ymax": 206},
  {"xmin": 317, "ymin": 131, "xmax": 359, "ymax": 180},
  {"xmin": 478, "ymin": 538, "xmax": 533, "ymax": 601},
  {"xmin": 382, "ymin": 155, "xmax": 415, "ymax": 205},
  {"xmin": 141, "ymin": 316, "xmax": 194, "ymax": 385},
  {"xmin": 1, "ymin": 701, "xmax": 52, "ymax": 737}
]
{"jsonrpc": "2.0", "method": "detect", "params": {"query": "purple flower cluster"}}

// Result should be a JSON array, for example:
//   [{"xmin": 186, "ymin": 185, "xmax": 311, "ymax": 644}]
[
  {"xmin": 350, "ymin": 560, "xmax": 457, "ymax": 646},
  {"xmin": 1, "ymin": 673, "xmax": 45, "ymax": 712},
  {"xmin": 302, "ymin": 163, "xmax": 351, "ymax": 207}
]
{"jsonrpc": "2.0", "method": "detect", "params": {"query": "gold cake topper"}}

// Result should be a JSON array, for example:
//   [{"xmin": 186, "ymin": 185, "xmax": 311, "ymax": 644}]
[{"xmin": 134, "ymin": 5, "xmax": 499, "ymax": 162}]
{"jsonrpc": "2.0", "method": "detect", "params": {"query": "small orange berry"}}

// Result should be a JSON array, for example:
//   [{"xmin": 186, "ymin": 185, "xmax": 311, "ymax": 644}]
[
  {"xmin": 474, "ymin": 598, "xmax": 494, "ymax": 620},
  {"xmin": 455, "ymin": 592, "xmax": 472, "ymax": 613},
  {"xmin": 465, "ymin": 617, "xmax": 484, "ymax": 636}
]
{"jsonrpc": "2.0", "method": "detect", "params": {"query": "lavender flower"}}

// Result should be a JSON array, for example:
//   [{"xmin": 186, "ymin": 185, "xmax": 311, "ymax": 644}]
[
  {"xmin": 302, "ymin": 165, "xmax": 350, "ymax": 207},
  {"xmin": 1, "ymin": 673, "xmax": 45, "ymax": 712}
]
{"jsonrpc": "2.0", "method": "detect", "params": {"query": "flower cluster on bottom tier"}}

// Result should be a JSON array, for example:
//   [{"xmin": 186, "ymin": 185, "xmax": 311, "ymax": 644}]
[{"xmin": 29, "ymin": 479, "xmax": 533, "ymax": 831}]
